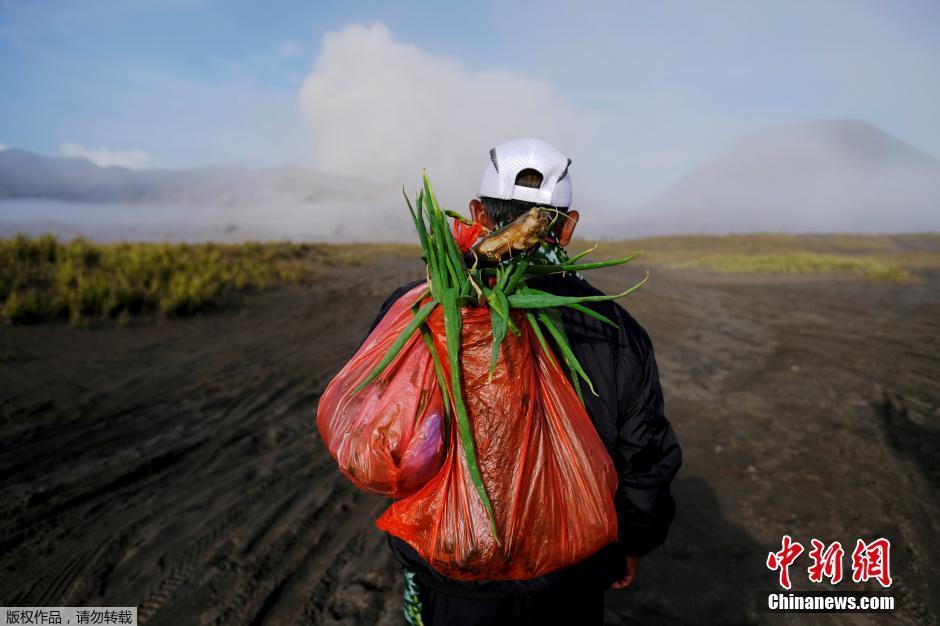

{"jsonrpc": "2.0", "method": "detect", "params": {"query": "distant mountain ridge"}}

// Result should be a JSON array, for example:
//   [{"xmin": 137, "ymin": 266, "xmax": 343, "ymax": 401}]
[
  {"xmin": 2, "ymin": 118, "xmax": 938, "ymax": 241},
  {"xmin": 0, "ymin": 148, "xmax": 379, "ymax": 205},
  {"xmin": 624, "ymin": 119, "xmax": 940, "ymax": 235},
  {"xmin": 0, "ymin": 149, "xmax": 412, "ymax": 242}
]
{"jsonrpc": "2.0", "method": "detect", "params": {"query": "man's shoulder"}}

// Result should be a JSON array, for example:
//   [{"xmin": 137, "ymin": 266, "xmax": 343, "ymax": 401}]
[
  {"xmin": 382, "ymin": 279, "xmax": 425, "ymax": 306},
  {"xmin": 524, "ymin": 274, "xmax": 604, "ymax": 297}
]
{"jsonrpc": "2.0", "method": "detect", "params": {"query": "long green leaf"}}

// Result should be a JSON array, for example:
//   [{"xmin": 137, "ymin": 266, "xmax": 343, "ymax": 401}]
[
  {"xmin": 435, "ymin": 214, "xmax": 461, "ymax": 288},
  {"xmin": 423, "ymin": 172, "xmax": 466, "ymax": 291},
  {"xmin": 421, "ymin": 188, "xmax": 456, "ymax": 289},
  {"xmin": 525, "ymin": 310, "xmax": 553, "ymax": 362},
  {"xmin": 568, "ymin": 244, "xmax": 598, "ymax": 263},
  {"xmin": 417, "ymin": 189, "xmax": 442, "ymax": 285},
  {"xmin": 523, "ymin": 252, "xmax": 642, "ymax": 275},
  {"xmin": 488, "ymin": 306, "xmax": 507, "ymax": 381},
  {"xmin": 504, "ymin": 258, "xmax": 530, "ymax": 295},
  {"xmin": 495, "ymin": 288, "xmax": 519, "ymax": 336},
  {"xmin": 352, "ymin": 300, "xmax": 437, "ymax": 393},
  {"xmin": 506, "ymin": 272, "xmax": 648, "ymax": 309},
  {"xmin": 415, "ymin": 190, "xmax": 444, "ymax": 300},
  {"xmin": 525, "ymin": 309, "xmax": 583, "ymax": 404},
  {"xmin": 522, "ymin": 287, "xmax": 619, "ymax": 329},
  {"xmin": 418, "ymin": 321, "xmax": 451, "ymax": 444},
  {"xmin": 405, "ymin": 189, "xmax": 440, "ymax": 297},
  {"xmin": 486, "ymin": 286, "xmax": 509, "ymax": 381},
  {"xmin": 444, "ymin": 209, "xmax": 474, "ymax": 225},
  {"xmin": 494, "ymin": 265, "xmax": 508, "ymax": 292},
  {"xmin": 569, "ymin": 364, "xmax": 584, "ymax": 404},
  {"xmin": 441, "ymin": 289, "xmax": 500, "ymax": 545},
  {"xmin": 403, "ymin": 188, "xmax": 429, "ymax": 258},
  {"xmin": 565, "ymin": 302, "xmax": 619, "ymax": 328},
  {"xmin": 533, "ymin": 307, "xmax": 598, "ymax": 397}
]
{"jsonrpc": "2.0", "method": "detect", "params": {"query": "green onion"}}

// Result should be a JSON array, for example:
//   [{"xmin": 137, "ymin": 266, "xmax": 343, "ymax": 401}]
[
  {"xmin": 442, "ymin": 288, "xmax": 501, "ymax": 545},
  {"xmin": 522, "ymin": 287, "xmax": 619, "ymax": 329},
  {"xmin": 523, "ymin": 251, "xmax": 642, "ymax": 275},
  {"xmin": 486, "ymin": 286, "xmax": 509, "ymax": 381},
  {"xmin": 568, "ymin": 244, "xmax": 598, "ymax": 263},
  {"xmin": 506, "ymin": 272, "xmax": 648, "ymax": 309},
  {"xmin": 532, "ymin": 306, "xmax": 597, "ymax": 398},
  {"xmin": 445, "ymin": 209, "xmax": 475, "ymax": 226}
]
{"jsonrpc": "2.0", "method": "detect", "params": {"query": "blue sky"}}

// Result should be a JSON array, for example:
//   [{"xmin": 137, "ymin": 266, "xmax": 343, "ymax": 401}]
[{"xmin": 1, "ymin": 0, "xmax": 938, "ymax": 203}]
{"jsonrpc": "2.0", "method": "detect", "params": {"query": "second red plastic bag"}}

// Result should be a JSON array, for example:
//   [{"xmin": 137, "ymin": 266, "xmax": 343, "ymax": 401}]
[{"xmin": 316, "ymin": 284, "xmax": 446, "ymax": 498}]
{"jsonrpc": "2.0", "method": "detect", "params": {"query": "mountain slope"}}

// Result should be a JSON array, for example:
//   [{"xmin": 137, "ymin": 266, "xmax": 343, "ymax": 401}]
[
  {"xmin": 0, "ymin": 149, "xmax": 380, "ymax": 205},
  {"xmin": 625, "ymin": 119, "xmax": 940, "ymax": 235},
  {"xmin": 0, "ymin": 149, "xmax": 411, "ymax": 242}
]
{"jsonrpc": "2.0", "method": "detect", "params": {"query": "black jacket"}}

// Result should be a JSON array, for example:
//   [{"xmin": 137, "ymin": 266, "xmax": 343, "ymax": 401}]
[{"xmin": 365, "ymin": 273, "xmax": 682, "ymax": 598}]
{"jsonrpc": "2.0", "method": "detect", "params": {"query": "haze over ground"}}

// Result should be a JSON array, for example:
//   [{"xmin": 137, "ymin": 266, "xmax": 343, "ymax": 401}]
[
  {"xmin": 1, "ymin": 117, "xmax": 938, "ymax": 242},
  {"xmin": 1, "ymin": 1, "xmax": 938, "ymax": 240}
]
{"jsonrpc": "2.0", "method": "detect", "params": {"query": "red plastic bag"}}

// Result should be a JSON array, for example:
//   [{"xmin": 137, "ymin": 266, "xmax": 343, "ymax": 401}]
[
  {"xmin": 377, "ymin": 301, "xmax": 618, "ymax": 580},
  {"xmin": 316, "ymin": 284, "xmax": 445, "ymax": 498},
  {"xmin": 317, "ymin": 283, "xmax": 618, "ymax": 580}
]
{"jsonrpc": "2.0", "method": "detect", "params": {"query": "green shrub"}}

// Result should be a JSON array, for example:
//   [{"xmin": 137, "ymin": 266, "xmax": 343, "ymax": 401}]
[
  {"xmin": 673, "ymin": 252, "xmax": 912, "ymax": 282},
  {"xmin": 0, "ymin": 235, "xmax": 415, "ymax": 324}
]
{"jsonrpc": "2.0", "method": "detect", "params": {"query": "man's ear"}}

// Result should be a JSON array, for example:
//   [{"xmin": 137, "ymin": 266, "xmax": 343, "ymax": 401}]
[
  {"xmin": 557, "ymin": 210, "xmax": 579, "ymax": 247},
  {"xmin": 469, "ymin": 198, "xmax": 496, "ymax": 231}
]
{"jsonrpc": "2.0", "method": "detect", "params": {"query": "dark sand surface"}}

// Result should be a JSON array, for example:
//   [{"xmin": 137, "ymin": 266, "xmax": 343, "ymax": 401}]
[{"xmin": 1, "ymin": 256, "xmax": 938, "ymax": 625}]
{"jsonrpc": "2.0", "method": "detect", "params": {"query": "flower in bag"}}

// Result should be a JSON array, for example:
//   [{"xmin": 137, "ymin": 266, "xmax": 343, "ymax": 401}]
[{"xmin": 451, "ymin": 219, "xmax": 483, "ymax": 253}]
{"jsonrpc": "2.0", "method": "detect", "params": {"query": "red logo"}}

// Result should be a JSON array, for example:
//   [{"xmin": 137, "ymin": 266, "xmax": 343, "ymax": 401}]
[
  {"xmin": 807, "ymin": 539, "xmax": 845, "ymax": 584},
  {"xmin": 851, "ymin": 538, "xmax": 893, "ymax": 588},
  {"xmin": 767, "ymin": 536, "xmax": 892, "ymax": 589},
  {"xmin": 766, "ymin": 535, "xmax": 804, "ymax": 590}
]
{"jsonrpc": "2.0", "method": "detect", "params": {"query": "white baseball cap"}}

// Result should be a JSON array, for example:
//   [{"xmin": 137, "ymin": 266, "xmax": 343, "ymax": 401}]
[{"xmin": 479, "ymin": 138, "xmax": 572, "ymax": 208}]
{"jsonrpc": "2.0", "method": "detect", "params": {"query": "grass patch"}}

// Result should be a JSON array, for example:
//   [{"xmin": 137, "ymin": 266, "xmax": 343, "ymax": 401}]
[
  {"xmin": 672, "ymin": 252, "xmax": 912, "ymax": 282},
  {"xmin": 4, "ymin": 232, "xmax": 933, "ymax": 324},
  {"xmin": 0, "ymin": 234, "xmax": 416, "ymax": 324},
  {"xmin": 570, "ymin": 233, "xmax": 940, "ymax": 281}
]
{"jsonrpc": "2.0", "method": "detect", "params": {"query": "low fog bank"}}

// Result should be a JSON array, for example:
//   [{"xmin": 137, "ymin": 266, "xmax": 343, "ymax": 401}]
[
  {"xmin": 1, "ymin": 119, "xmax": 938, "ymax": 243},
  {"xmin": 0, "ymin": 149, "xmax": 414, "ymax": 243},
  {"xmin": 0, "ymin": 198, "xmax": 415, "ymax": 244}
]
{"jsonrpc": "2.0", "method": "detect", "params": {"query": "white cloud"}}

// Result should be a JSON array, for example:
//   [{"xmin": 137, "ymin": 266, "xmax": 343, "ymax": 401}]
[
  {"xmin": 296, "ymin": 21, "xmax": 939, "ymax": 237},
  {"xmin": 298, "ymin": 22, "xmax": 600, "ymax": 212},
  {"xmin": 61, "ymin": 142, "xmax": 156, "ymax": 169},
  {"xmin": 294, "ymin": 22, "xmax": 747, "ymax": 229},
  {"xmin": 0, "ymin": 143, "xmax": 8, "ymax": 151}
]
